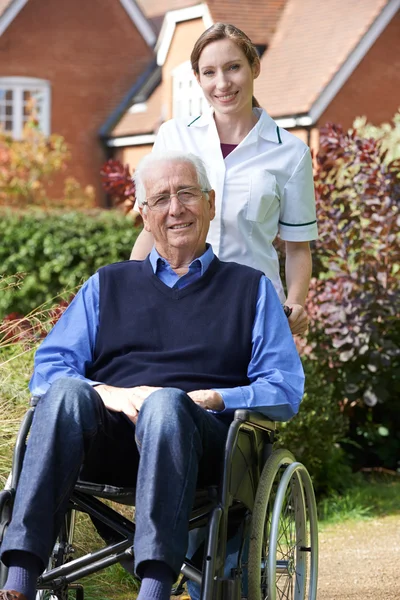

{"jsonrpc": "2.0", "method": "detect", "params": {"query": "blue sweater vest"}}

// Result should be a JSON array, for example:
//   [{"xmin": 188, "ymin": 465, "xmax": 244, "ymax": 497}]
[{"xmin": 87, "ymin": 256, "xmax": 262, "ymax": 392}]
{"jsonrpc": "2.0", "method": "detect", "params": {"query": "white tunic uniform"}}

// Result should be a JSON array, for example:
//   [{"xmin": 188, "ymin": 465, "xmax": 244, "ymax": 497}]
[{"xmin": 153, "ymin": 107, "xmax": 318, "ymax": 301}]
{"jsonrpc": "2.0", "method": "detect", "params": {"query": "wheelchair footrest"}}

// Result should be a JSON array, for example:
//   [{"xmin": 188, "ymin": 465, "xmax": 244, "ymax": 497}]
[{"xmin": 171, "ymin": 575, "xmax": 188, "ymax": 596}]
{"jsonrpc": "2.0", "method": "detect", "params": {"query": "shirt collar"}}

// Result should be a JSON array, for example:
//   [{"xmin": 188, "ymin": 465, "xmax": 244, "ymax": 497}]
[
  {"xmin": 187, "ymin": 107, "xmax": 281, "ymax": 144},
  {"xmin": 149, "ymin": 244, "xmax": 215, "ymax": 276}
]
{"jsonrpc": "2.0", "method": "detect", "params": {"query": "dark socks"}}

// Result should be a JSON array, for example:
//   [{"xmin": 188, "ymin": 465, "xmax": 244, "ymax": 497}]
[
  {"xmin": 137, "ymin": 560, "xmax": 175, "ymax": 600},
  {"xmin": 3, "ymin": 550, "xmax": 42, "ymax": 600}
]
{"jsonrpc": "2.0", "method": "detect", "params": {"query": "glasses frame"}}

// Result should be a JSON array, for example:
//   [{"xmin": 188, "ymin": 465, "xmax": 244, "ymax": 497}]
[{"xmin": 142, "ymin": 186, "xmax": 210, "ymax": 212}]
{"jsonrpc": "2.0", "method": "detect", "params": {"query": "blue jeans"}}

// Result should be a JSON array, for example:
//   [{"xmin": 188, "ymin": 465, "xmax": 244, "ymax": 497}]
[{"xmin": 0, "ymin": 378, "xmax": 229, "ymax": 579}]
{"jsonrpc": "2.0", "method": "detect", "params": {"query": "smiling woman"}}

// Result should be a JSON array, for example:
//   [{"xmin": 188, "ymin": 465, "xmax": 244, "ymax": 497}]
[{"xmin": 131, "ymin": 23, "xmax": 318, "ymax": 337}]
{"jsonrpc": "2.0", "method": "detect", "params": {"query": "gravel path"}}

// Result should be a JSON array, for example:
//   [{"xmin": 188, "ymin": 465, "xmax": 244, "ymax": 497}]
[
  {"xmin": 317, "ymin": 514, "xmax": 400, "ymax": 600},
  {"xmin": 173, "ymin": 514, "xmax": 400, "ymax": 600}
]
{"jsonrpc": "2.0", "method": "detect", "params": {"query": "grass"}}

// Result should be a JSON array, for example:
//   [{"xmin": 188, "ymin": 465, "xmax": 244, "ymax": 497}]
[{"xmin": 317, "ymin": 474, "xmax": 400, "ymax": 525}]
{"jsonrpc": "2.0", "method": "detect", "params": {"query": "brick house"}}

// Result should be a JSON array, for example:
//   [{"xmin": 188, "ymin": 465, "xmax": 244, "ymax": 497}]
[
  {"xmin": 0, "ymin": 0, "xmax": 155, "ymax": 203},
  {"xmin": 1, "ymin": 0, "xmax": 399, "ymax": 202},
  {"xmin": 105, "ymin": 0, "xmax": 400, "ymax": 167}
]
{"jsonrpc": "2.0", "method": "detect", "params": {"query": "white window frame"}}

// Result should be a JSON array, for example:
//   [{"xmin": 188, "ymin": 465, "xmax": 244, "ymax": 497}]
[
  {"xmin": 0, "ymin": 77, "xmax": 51, "ymax": 139},
  {"xmin": 172, "ymin": 61, "xmax": 209, "ymax": 119}
]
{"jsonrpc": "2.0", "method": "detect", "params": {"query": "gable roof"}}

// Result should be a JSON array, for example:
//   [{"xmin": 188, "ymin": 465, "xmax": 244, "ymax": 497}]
[
  {"xmin": 137, "ymin": 0, "xmax": 287, "ymax": 43},
  {"xmin": 0, "ymin": 0, "xmax": 27, "ymax": 36},
  {"xmin": 0, "ymin": 0, "xmax": 14, "ymax": 15},
  {"xmin": 255, "ymin": 0, "xmax": 399, "ymax": 123},
  {"xmin": 207, "ymin": 0, "xmax": 286, "ymax": 45},
  {"xmin": 136, "ymin": 0, "xmax": 200, "ymax": 33},
  {"xmin": 0, "ymin": 0, "xmax": 156, "ymax": 45},
  {"xmin": 137, "ymin": 0, "xmax": 198, "ymax": 16}
]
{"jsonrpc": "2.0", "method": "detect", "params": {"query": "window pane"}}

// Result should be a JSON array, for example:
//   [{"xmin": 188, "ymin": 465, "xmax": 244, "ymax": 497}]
[
  {"xmin": 0, "ymin": 79, "xmax": 50, "ymax": 137},
  {"xmin": 0, "ymin": 89, "xmax": 13, "ymax": 103},
  {"xmin": 0, "ymin": 90, "xmax": 12, "ymax": 132},
  {"xmin": 24, "ymin": 89, "xmax": 43, "ymax": 117}
]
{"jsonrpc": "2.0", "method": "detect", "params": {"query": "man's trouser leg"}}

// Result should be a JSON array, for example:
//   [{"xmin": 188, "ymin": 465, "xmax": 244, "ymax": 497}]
[
  {"xmin": 132, "ymin": 388, "xmax": 229, "ymax": 579},
  {"xmin": 0, "ymin": 377, "xmax": 139, "ymax": 570},
  {"xmin": 1, "ymin": 382, "xmax": 229, "ymax": 584}
]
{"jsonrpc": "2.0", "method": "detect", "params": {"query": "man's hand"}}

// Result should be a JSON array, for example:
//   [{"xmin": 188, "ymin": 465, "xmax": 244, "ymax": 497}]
[
  {"xmin": 285, "ymin": 303, "xmax": 308, "ymax": 336},
  {"xmin": 188, "ymin": 389, "xmax": 225, "ymax": 411},
  {"xmin": 94, "ymin": 384, "xmax": 161, "ymax": 424}
]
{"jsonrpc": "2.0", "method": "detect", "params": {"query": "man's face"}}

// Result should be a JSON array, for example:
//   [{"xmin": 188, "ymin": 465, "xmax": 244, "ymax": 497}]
[{"xmin": 140, "ymin": 160, "xmax": 215, "ymax": 260}]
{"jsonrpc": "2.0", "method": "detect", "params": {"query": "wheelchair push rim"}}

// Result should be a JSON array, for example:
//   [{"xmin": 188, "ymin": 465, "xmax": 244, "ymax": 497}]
[{"xmin": 247, "ymin": 449, "xmax": 318, "ymax": 600}]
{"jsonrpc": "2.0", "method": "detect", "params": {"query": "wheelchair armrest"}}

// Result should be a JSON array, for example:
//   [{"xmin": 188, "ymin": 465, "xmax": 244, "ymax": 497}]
[
  {"xmin": 30, "ymin": 396, "xmax": 41, "ymax": 407},
  {"xmin": 233, "ymin": 409, "xmax": 275, "ymax": 432}
]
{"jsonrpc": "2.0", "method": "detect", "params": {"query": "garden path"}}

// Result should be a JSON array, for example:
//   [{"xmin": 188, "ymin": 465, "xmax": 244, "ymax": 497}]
[{"xmin": 173, "ymin": 514, "xmax": 400, "ymax": 599}]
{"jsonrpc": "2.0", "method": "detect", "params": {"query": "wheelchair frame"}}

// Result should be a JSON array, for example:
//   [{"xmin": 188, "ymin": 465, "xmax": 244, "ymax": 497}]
[{"xmin": 0, "ymin": 404, "xmax": 318, "ymax": 600}]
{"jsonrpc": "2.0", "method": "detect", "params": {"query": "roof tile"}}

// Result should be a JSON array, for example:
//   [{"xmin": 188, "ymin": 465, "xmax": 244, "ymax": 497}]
[
  {"xmin": 255, "ymin": 0, "xmax": 391, "ymax": 117},
  {"xmin": 207, "ymin": 0, "xmax": 286, "ymax": 44}
]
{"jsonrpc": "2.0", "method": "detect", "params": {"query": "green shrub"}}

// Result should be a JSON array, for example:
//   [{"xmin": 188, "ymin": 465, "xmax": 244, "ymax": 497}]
[
  {"xmin": 0, "ymin": 210, "xmax": 139, "ymax": 318},
  {"xmin": 276, "ymin": 358, "xmax": 351, "ymax": 496}
]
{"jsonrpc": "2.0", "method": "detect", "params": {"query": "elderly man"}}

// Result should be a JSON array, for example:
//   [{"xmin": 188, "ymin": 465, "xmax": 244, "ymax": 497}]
[{"xmin": 0, "ymin": 152, "xmax": 304, "ymax": 600}]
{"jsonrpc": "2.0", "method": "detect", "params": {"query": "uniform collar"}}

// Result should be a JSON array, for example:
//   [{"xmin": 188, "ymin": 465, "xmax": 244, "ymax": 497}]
[{"xmin": 187, "ymin": 108, "xmax": 281, "ymax": 145}]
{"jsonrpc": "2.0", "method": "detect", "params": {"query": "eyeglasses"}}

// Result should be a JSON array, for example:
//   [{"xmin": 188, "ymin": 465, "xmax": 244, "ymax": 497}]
[{"xmin": 142, "ymin": 187, "xmax": 209, "ymax": 212}]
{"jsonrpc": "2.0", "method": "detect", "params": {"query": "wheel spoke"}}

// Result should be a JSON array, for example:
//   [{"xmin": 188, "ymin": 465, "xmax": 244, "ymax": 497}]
[{"xmin": 248, "ymin": 451, "xmax": 318, "ymax": 600}]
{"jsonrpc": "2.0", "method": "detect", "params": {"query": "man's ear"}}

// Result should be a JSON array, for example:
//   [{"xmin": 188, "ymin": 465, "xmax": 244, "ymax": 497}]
[{"xmin": 139, "ymin": 206, "xmax": 151, "ymax": 232}]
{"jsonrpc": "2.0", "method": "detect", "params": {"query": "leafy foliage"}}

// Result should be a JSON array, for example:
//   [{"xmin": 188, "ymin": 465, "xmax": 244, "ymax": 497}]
[
  {"xmin": 0, "ymin": 122, "xmax": 94, "ymax": 208},
  {"xmin": 0, "ymin": 210, "xmax": 139, "ymax": 318},
  {"xmin": 353, "ymin": 110, "xmax": 400, "ymax": 162},
  {"xmin": 100, "ymin": 159, "xmax": 136, "ymax": 214},
  {"xmin": 277, "ymin": 359, "xmax": 351, "ymax": 495},
  {"xmin": 305, "ymin": 117, "xmax": 400, "ymax": 471}
]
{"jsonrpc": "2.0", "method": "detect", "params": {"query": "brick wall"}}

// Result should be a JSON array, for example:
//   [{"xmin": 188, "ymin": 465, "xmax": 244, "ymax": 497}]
[
  {"xmin": 0, "ymin": 0, "xmax": 153, "ymax": 204},
  {"xmin": 319, "ymin": 11, "xmax": 400, "ymax": 129}
]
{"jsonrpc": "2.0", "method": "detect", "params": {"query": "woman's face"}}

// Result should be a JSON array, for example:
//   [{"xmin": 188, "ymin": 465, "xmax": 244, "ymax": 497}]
[{"xmin": 196, "ymin": 38, "xmax": 260, "ymax": 118}]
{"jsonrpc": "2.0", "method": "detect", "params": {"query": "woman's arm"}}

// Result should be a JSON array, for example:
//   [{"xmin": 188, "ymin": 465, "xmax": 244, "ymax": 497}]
[
  {"xmin": 130, "ymin": 228, "xmax": 154, "ymax": 260},
  {"xmin": 285, "ymin": 241, "xmax": 312, "ymax": 335}
]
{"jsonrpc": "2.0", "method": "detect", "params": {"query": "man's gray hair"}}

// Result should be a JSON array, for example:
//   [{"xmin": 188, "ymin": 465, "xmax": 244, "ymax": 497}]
[{"xmin": 134, "ymin": 151, "xmax": 212, "ymax": 209}]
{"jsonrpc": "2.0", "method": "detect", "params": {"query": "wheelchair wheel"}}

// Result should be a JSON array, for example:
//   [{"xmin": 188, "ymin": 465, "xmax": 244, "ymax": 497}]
[
  {"xmin": 247, "ymin": 449, "xmax": 318, "ymax": 600},
  {"xmin": 0, "ymin": 489, "xmax": 14, "ymax": 588}
]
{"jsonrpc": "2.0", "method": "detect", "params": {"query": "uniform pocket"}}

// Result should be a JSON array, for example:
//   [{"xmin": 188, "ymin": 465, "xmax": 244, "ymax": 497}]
[{"xmin": 246, "ymin": 170, "xmax": 277, "ymax": 223}]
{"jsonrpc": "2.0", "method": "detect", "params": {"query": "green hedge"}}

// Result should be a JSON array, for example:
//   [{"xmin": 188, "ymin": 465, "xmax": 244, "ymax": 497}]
[
  {"xmin": 276, "ymin": 358, "xmax": 351, "ymax": 495},
  {"xmin": 0, "ymin": 210, "xmax": 139, "ymax": 318}
]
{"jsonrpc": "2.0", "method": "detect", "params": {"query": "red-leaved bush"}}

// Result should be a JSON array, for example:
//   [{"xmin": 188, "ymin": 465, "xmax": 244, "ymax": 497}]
[
  {"xmin": 0, "ymin": 299, "xmax": 73, "ymax": 350},
  {"xmin": 100, "ymin": 159, "xmax": 136, "ymax": 214},
  {"xmin": 305, "ymin": 122, "xmax": 400, "ymax": 469}
]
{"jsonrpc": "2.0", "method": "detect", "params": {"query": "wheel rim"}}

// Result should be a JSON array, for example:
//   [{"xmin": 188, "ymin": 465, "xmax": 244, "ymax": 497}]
[
  {"xmin": 267, "ymin": 465, "xmax": 307, "ymax": 600},
  {"xmin": 248, "ymin": 450, "xmax": 318, "ymax": 600}
]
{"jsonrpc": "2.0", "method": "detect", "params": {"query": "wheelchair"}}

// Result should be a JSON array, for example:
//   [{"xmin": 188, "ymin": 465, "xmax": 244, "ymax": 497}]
[{"xmin": 0, "ymin": 399, "xmax": 318, "ymax": 600}]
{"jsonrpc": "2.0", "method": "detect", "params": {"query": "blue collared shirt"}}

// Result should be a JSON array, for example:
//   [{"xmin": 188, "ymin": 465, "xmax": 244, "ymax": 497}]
[{"xmin": 30, "ymin": 246, "xmax": 304, "ymax": 421}]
